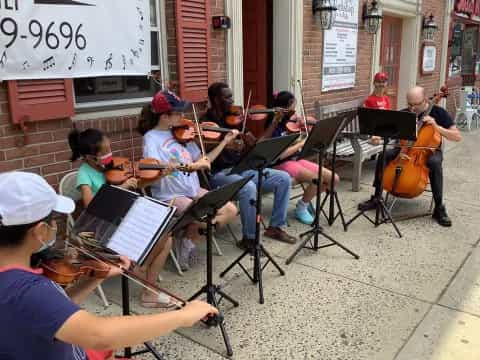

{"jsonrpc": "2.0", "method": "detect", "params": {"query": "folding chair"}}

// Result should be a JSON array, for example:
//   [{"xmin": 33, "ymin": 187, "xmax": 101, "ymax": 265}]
[{"xmin": 58, "ymin": 171, "xmax": 110, "ymax": 307}]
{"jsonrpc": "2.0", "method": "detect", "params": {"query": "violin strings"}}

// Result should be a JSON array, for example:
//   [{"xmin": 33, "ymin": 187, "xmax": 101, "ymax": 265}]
[
  {"xmin": 242, "ymin": 90, "xmax": 252, "ymax": 134},
  {"xmin": 66, "ymin": 239, "xmax": 185, "ymax": 307},
  {"xmin": 297, "ymin": 80, "xmax": 309, "ymax": 137}
]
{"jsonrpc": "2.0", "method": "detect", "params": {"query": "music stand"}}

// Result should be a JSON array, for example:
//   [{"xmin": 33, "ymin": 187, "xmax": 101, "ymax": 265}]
[
  {"xmin": 318, "ymin": 110, "xmax": 357, "ymax": 230},
  {"xmin": 219, "ymin": 134, "xmax": 300, "ymax": 304},
  {"xmin": 172, "ymin": 178, "xmax": 252, "ymax": 357},
  {"xmin": 345, "ymin": 108, "xmax": 417, "ymax": 238},
  {"xmin": 74, "ymin": 185, "xmax": 176, "ymax": 360},
  {"xmin": 286, "ymin": 114, "xmax": 360, "ymax": 265}
]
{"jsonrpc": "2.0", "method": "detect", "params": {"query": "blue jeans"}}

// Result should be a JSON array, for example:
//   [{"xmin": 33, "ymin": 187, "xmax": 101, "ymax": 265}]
[{"xmin": 211, "ymin": 168, "xmax": 291, "ymax": 239}]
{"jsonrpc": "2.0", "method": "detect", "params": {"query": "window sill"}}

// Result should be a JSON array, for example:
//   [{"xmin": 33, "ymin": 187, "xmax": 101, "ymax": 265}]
[{"xmin": 73, "ymin": 97, "xmax": 151, "ymax": 121}]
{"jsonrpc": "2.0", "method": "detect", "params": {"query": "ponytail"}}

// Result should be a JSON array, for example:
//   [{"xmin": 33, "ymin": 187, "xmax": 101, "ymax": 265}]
[
  {"xmin": 137, "ymin": 105, "xmax": 160, "ymax": 136},
  {"xmin": 68, "ymin": 128, "xmax": 104, "ymax": 161}
]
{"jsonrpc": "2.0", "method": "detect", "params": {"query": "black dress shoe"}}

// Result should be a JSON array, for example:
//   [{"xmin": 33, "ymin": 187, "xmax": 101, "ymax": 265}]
[
  {"xmin": 358, "ymin": 196, "xmax": 377, "ymax": 211},
  {"xmin": 432, "ymin": 205, "xmax": 452, "ymax": 227}
]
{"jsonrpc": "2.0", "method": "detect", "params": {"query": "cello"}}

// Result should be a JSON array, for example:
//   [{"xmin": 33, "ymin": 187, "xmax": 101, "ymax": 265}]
[{"xmin": 382, "ymin": 86, "xmax": 448, "ymax": 198}]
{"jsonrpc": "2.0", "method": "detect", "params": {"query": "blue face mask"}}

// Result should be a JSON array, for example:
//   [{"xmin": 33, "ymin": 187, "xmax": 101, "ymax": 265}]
[
  {"xmin": 35, "ymin": 239, "xmax": 56, "ymax": 253},
  {"xmin": 34, "ymin": 222, "xmax": 57, "ymax": 254}
]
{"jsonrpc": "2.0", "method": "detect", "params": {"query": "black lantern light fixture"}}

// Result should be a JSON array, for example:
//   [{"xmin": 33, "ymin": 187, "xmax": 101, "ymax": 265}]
[
  {"xmin": 422, "ymin": 14, "xmax": 438, "ymax": 42},
  {"xmin": 312, "ymin": 0, "xmax": 337, "ymax": 31},
  {"xmin": 362, "ymin": 0, "xmax": 383, "ymax": 35}
]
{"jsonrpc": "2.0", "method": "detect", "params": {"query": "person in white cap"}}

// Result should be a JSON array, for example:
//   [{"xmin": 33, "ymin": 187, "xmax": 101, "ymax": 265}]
[{"xmin": 0, "ymin": 171, "xmax": 217, "ymax": 360}]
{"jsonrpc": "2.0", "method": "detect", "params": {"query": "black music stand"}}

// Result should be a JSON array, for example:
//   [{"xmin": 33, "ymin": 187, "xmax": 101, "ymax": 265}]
[
  {"xmin": 172, "ymin": 178, "xmax": 251, "ymax": 357},
  {"xmin": 318, "ymin": 110, "xmax": 357, "ymax": 230},
  {"xmin": 345, "ymin": 108, "xmax": 417, "ymax": 238},
  {"xmin": 219, "ymin": 134, "xmax": 300, "ymax": 304},
  {"xmin": 286, "ymin": 115, "xmax": 359, "ymax": 265},
  {"xmin": 73, "ymin": 185, "xmax": 174, "ymax": 360}
]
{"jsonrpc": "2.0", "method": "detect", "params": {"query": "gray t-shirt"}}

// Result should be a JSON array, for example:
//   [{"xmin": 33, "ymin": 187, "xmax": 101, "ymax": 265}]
[{"xmin": 143, "ymin": 129, "xmax": 201, "ymax": 201}]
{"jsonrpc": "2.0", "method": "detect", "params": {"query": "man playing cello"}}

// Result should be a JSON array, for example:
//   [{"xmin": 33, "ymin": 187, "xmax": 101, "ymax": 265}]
[{"xmin": 358, "ymin": 86, "xmax": 462, "ymax": 227}]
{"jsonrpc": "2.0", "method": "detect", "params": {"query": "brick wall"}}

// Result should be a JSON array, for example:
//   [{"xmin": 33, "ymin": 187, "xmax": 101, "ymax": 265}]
[
  {"xmin": 417, "ymin": 0, "xmax": 449, "ymax": 100},
  {"xmin": 302, "ymin": 0, "xmax": 375, "ymax": 115},
  {"xmin": 0, "ymin": 81, "xmax": 142, "ymax": 189}
]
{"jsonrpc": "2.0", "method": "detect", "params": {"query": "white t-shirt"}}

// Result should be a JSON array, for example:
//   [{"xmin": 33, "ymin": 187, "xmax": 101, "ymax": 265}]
[{"xmin": 143, "ymin": 129, "xmax": 201, "ymax": 201}]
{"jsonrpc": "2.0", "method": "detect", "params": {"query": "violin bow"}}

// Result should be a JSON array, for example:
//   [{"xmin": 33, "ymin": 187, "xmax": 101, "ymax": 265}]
[
  {"xmin": 297, "ymin": 79, "xmax": 309, "ymax": 137},
  {"xmin": 66, "ymin": 240, "xmax": 186, "ymax": 307},
  {"xmin": 241, "ymin": 90, "xmax": 252, "ymax": 134},
  {"xmin": 192, "ymin": 104, "xmax": 207, "ymax": 158}
]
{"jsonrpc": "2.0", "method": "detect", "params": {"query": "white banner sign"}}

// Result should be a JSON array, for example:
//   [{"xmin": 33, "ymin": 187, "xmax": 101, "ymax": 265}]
[
  {"xmin": 322, "ymin": 0, "xmax": 359, "ymax": 92},
  {"xmin": 0, "ymin": 0, "xmax": 151, "ymax": 80}
]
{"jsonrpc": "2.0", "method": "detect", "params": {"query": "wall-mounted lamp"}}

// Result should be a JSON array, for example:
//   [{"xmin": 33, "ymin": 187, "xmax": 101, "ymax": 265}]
[
  {"xmin": 362, "ymin": 0, "xmax": 383, "ymax": 35},
  {"xmin": 312, "ymin": 0, "xmax": 337, "ymax": 31},
  {"xmin": 422, "ymin": 14, "xmax": 438, "ymax": 42}
]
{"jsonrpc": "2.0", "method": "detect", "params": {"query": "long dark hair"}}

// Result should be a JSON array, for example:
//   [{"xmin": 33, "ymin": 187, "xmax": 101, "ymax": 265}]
[
  {"xmin": 265, "ymin": 91, "xmax": 296, "ymax": 129},
  {"xmin": 137, "ymin": 105, "xmax": 161, "ymax": 136},
  {"xmin": 272, "ymin": 91, "xmax": 295, "ymax": 108},
  {"xmin": 68, "ymin": 128, "xmax": 104, "ymax": 161}
]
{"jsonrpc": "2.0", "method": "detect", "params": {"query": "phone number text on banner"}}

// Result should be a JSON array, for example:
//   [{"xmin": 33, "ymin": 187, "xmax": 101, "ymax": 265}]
[{"xmin": 0, "ymin": 0, "xmax": 151, "ymax": 80}]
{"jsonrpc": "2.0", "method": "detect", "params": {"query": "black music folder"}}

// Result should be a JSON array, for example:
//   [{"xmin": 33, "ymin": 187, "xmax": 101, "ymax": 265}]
[{"xmin": 72, "ymin": 185, "xmax": 176, "ymax": 266}]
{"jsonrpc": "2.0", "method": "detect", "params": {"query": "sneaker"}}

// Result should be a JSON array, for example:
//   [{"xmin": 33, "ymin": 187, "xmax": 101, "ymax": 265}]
[
  {"xmin": 308, "ymin": 202, "xmax": 316, "ymax": 217},
  {"xmin": 263, "ymin": 227, "xmax": 297, "ymax": 244},
  {"xmin": 295, "ymin": 205, "xmax": 314, "ymax": 225},
  {"xmin": 357, "ymin": 196, "xmax": 377, "ymax": 211},
  {"xmin": 432, "ymin": 205, "xmax": 452, "ymax": 227}
]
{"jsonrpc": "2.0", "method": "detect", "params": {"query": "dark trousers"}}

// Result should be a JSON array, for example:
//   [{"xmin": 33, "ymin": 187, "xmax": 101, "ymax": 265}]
[{"xmin": 373, "ymin": 148, "xmax": 444, "ymax": 208}]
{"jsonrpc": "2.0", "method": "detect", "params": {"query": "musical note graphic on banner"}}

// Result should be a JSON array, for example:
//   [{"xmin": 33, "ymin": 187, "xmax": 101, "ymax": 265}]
[
  {"xmin": 136, "ymin": 6, "xmax": 144, "ymax": 21},
  {"xmin": 68, "ymin": 53, "xmax": 78, "ymax": 70},
  {"xmin": 22, "ymin": 61, "xmax": 30, "ymax": 70},
  {"xmin": 42, "ymin": 56, "xmax": 56, "ymax": 71},
  {"xmin": 87, "ymin": 56, "xmax": 95, "ymax": 68},
  {"xmin": 104, "ymin": 53, "xmax": 113, "ymax": 71},
  {"xmin": 130, "ymin": 49, "xmax": 139, "ymax": 58},
  {"xmin": 0, "ymin": 51, "xmax": 7, "ymax": 68},
  {"xmin": 122, "ymin": 55, "xmax": 127, "ymax": 70},
  {"xmin": 139, "ymin": 39, "xmax": 145, "ymax": 46}
]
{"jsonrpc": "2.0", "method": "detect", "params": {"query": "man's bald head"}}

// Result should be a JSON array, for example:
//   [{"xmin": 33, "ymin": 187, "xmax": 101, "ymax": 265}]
[{"xmin": 407, "ymin": 86, "xmax": 428, "ymax": 114}]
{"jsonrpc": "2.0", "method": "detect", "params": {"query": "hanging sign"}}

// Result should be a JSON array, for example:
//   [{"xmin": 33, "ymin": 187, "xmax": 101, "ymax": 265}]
[
  {"xmin": 455, "ymin": 0, "xmax": 480, "ymax": 17},
  {"xmin": 322, "ymin": 0, "xmax": 359, "ymax": 92},
  {"xmin": 0, "ymin": 0, "xmax": 151, "ymax": 80}
]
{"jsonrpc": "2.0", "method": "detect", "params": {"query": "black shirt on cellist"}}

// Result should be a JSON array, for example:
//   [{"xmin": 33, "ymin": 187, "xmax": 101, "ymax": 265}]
[{"xmin": 401, "ymin": 104, "xmax": 455, "ymax": 150}]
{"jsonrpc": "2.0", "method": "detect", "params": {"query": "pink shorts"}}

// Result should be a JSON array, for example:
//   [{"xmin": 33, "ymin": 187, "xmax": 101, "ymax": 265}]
[{"xmin": 275, "ymin": 160, "xmax": 319, "ymax": 179}]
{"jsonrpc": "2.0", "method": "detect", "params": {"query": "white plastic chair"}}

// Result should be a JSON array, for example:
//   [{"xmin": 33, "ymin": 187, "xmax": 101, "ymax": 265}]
[
  {"xmin": 59, "ymin": 171, "xmax": 110, "ymax": 307},
  {"xmin": 455, "ymin": 88, "xmax": 480, "ymax": 131}
]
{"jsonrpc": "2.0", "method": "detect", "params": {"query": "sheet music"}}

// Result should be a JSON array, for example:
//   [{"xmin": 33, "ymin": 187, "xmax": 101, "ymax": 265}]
[{"xmin": 107, "ymin": 197, "xmax": 173, "ymax": 263}]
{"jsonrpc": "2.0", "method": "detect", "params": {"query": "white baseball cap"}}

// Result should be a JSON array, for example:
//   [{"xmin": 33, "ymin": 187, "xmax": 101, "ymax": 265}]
[{"xmin": 0, "ymin": 172, "xmax": 75, "ymax": 226}]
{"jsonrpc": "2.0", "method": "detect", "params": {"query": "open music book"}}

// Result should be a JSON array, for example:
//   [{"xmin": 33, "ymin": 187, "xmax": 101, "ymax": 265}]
[{"xmin": 73, "ymin": 185, "xmax": 176, "ymax": 265}]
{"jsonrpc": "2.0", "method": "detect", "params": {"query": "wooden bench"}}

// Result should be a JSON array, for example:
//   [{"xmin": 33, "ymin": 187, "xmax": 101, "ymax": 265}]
[{"xmin": 315, "ymin": 99, "xmax": 383, "ymax": 192}]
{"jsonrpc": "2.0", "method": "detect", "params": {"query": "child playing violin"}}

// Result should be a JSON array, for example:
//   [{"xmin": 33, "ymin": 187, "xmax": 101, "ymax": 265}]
[
  {"xmin": 0, "ymin": 171, "xmax": 217, "ymax": 360},
  {"xmin": 68, "ymin": 129, "xmax": 173, "ymax": 308},
  {"xmin": 138, "ymin": 90, "xmax": 238, "ymax": 271},
  {"xmin": 262, "ymin": 91, "xmax": 340, "ymax": 225}
]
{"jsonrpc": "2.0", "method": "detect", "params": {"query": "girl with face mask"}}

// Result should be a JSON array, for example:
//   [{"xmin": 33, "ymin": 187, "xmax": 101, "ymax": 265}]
[{"xmin": 68, "ymin": 128, "xmax": 138, "ymax": 208}]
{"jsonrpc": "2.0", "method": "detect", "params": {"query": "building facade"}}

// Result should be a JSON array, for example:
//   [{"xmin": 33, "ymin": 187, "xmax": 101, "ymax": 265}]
[{"xmin": 0, "ymin": 0, "xmax": 461, "ymax": 189}]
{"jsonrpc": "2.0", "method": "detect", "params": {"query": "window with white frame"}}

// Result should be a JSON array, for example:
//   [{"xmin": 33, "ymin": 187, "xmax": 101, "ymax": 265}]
[{"xmin": 74, "ymin": 0, "xmax": 164, "ymax": 104}]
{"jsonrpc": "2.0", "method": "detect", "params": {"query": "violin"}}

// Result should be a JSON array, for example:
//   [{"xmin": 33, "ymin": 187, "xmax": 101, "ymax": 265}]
[
  {"xmin": 40, "ymin": 257, "xmax": 110, "ymax": 286},
  {"xmin": 171, "ymin": 119, "xmax": 234, "ymax": 144},
  {"xmin": 383, "ymin": 86, "xmax": 448, "ymax": 199},
  {"xmin": 104, "ymin": 157, "xmax": 188, "ymax": 185},
  {"xmin": 284, "ymin": 115, "xmax": 317, "ymax": 134},
  {"xmin": 65, "ymin": 233, "xmax": 223, "ymax": 327},
  {"xmin": 224, "ymin": 105, "xmax": 244, "ymax": 128}
]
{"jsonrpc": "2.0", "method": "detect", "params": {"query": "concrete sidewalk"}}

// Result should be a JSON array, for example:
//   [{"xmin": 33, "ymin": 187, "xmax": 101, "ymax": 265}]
[{"xmin": 84, "ymin": 129, "xmax": 480, "ymax": 360}]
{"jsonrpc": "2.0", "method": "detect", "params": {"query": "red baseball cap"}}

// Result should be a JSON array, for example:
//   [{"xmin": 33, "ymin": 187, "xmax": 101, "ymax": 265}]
[
  {"xmin": 374, "ymin": 72, "xmax": 388, "ymax": 82},
  {"xmin": 151, "ymin": 90, "xmax": 190, "ymax": 114}
]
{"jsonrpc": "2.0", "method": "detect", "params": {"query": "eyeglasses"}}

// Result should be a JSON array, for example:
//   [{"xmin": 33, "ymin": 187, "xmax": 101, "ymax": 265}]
[{"xmin": 408, "ymin": 99, "xmax": 425, "ymax": 107}]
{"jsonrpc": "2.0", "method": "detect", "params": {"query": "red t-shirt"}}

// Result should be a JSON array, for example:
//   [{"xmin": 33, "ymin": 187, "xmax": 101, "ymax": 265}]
[{"xmin": 364, "ymin": 95, "xmax": 391, "ymax": 110}]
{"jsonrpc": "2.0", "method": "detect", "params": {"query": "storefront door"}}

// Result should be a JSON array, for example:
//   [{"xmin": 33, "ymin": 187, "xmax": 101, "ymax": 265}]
[
  {"xmin": 242, "ymin": 0, "xmax": 272, "ymax": 106},
  {"xmin": 380, "ymin": 16, "xmax": 403, "ymax": 109}
]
